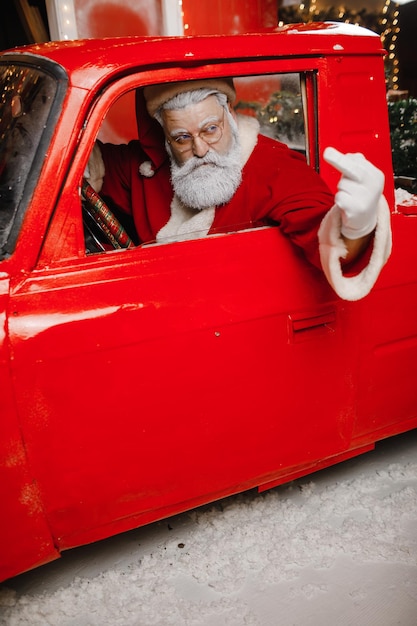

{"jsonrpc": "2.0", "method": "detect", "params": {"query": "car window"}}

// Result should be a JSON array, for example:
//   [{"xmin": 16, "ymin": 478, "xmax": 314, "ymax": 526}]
[
  {"xmin": 82, "ymin": 72, "xmax": 309, "ymax": 255},
  {"xmin": 0, "ymin": 65, "xmax": 58, "ymax": 253},
  {"xmin": 234, "ymin": 73, "xmax": 306, "ymax": 155},
  {"xmin": 95, "ymin": 73, "xmax": 307, "ymax": 155}
]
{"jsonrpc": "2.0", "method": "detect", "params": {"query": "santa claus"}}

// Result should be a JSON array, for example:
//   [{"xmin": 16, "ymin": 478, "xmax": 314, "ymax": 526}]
[{"xmin": 86, "ymin": 78, "xmax": 391, "ymax": 301}]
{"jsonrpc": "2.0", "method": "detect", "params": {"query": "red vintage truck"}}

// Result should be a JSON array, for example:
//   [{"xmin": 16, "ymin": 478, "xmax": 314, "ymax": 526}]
[{"xmin": 1, "ymin": 22, "xmax": 416, "ymax": 582}]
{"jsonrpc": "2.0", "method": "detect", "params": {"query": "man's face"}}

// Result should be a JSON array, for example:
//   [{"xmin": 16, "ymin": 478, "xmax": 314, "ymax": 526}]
[
  {"xmin": 161, "ymin": 94, "xmax": 243, "ymax": 210},
  {"xmin": 161, "ymin": 95, "xmax": 234, "ymax": 164}
]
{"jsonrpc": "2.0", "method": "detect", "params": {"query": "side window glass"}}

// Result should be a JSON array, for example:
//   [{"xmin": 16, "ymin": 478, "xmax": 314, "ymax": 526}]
[
  {"xmin": 82, "ymin": 72, "xmax": 308, "ymax": 255},
  {"xmin": 234, "ymin": 73, "xmax": 306, "ymax": 156},
  {"xmin": 0, "ymin": 65, "xmax": 58, "ymax": 253}
]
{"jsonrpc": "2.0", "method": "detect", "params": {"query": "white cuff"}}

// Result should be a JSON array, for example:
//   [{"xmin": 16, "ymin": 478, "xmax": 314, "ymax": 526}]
[{"xmin": 318, "ymin": 196, "xmax": 392, "ymax": 301}]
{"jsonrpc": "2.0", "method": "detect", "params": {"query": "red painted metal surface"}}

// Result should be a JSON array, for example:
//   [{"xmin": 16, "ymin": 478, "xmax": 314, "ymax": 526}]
[{"xmin": 1, "ymin": 23, "xmax": 416, "ymax": 582}]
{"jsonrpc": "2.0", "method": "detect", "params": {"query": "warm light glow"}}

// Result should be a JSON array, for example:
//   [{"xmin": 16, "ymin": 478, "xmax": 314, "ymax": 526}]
[
  {"xmin": 45, "ymin": 0, "xmax": 78, "ymax": 40},
  {"xmin": 161, "ymin": 0, "xmax": 184, "ymax": 36},
  {"xmin": 278, "ymin": 0, "xmax": 403, "ymax": 90}
]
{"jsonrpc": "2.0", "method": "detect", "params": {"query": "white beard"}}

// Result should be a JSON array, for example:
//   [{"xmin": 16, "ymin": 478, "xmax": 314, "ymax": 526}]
[
  {"xmin": 155, "ymin": 114, "xmax": 260, "ymax": 244},
  {"xmin": 168, "ymin": 127, "xmax": 243, "ymax": 210}
]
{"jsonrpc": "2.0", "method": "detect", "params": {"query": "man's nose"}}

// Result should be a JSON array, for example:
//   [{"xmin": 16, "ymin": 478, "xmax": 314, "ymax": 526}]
[{"xmin": 192, "ymin": 135, "xmax": 210, "ymax": 157}]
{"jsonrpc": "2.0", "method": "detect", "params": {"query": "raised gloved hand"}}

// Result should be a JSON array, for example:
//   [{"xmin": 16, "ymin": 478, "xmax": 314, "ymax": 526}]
[{"xmin": 323, "ymin": 147, "xmax": 385, "ymax": 240}]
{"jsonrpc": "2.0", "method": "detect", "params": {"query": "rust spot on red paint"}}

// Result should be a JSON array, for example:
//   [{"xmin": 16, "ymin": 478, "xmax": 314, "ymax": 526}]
[
  {"xmin": 20, "ymin": 482, "xmax": 44, "ymax": 516},
  {"xmin": 3, "ymin": 440, "xmax": 26, "ymax": 468}
]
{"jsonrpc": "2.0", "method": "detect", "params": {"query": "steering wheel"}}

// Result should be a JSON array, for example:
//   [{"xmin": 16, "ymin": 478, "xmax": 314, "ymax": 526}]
[{"xmin": 81, "ymin": 178, "xmax": 135, "ymax": 251}]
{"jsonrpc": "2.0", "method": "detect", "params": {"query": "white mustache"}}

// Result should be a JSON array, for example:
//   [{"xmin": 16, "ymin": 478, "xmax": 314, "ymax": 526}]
[{"xmin": 173, "ymin": 149, "xmax": 231, "ymax": 179}]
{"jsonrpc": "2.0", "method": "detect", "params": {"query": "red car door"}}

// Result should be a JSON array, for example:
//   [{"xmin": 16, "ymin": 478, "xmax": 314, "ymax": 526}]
[
  {"xmin": 8, "ymin": 222, "xmax": 356, "ymax": 551},
  {"xmin": 5, "ymin": 58, "xmax": 362, "ymax": 552}
]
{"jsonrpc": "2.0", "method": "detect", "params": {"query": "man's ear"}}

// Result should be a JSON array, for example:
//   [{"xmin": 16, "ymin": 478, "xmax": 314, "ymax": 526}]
[{"xmin": 228, "ymin": 102, "xmax": 237, "ymax": 119}]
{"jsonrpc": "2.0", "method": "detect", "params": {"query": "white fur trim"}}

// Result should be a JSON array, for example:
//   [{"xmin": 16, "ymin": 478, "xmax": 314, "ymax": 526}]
[
  {"xmin": 236, "ymin": 114, "xmax": 259, "ymax": 167},
  {"xmin": 139, "ymin": 161, "xmax": 155, "ymax": 177},
  {"xmin": 85, "ymin": 143, "xmax": 105, "ymax": 192},
  {"xmin": 156, "ymin": 114, "xmax": 259, "ymax": 243},
  {"xmin": 318, "ymin": 196, "xmax": 392, "ymax": 301},
  {"xmin": 145, "ymin": 78, "xmax": 236, "ymax": 118},
  {"xmin": 156, "ymin": 196, "xmax": 215, "ymax": 243}
]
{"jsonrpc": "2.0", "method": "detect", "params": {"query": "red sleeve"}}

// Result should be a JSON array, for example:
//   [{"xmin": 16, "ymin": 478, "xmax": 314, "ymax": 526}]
[
  {"xmin": 99, "ymin": 140, "xmax": 146, "ymax": 216},
  {"xmin": 240, "ymin": 136, "xmax": 335, "ymax": 269},
  {"xmin": 98, "ymin": 140, "xmax": 173, "ymax": 244},
  {"xmin": 253, "ymin": 139, "xmax": 376, "ymax": 275}
]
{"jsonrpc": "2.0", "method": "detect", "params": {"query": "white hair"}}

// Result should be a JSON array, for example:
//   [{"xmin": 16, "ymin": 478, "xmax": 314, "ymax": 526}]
[{"xmin": 154, "ymin": 89, "xmax": 229, "ymax": 124}]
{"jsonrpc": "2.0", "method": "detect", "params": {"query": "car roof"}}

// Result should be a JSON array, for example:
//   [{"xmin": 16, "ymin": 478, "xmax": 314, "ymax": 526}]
[{"xmin": 1, "ymin": 22, "xmax": 384, "ymax": 91}]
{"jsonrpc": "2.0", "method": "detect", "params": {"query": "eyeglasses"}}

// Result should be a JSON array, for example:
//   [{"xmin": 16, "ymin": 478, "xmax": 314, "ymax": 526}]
[{"xmin": 168, "ymin": 113, "xmax": 224, "ymax": 153}]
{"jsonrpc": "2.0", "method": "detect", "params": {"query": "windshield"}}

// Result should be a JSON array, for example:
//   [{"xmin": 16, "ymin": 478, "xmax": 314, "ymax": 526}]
[{"xmin": 0, "ymin": 64, "xmax": 58, "ymax": 253}]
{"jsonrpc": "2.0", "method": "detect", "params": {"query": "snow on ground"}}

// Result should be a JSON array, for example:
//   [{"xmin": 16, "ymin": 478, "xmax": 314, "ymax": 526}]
[{"xmin": 1, "ymin": 430, "xmax": 417, "ymax": 626}]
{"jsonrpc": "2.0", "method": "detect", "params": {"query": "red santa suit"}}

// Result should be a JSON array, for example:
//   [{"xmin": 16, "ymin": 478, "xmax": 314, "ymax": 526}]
[{"xmin": 87, "ymin": 101, "xmax": 391, "ymax": 301}]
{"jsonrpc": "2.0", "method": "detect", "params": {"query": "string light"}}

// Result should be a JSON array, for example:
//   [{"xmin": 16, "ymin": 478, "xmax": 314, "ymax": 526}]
[
  {"xmin": 45, "ymin": 0, "xmax": 78, "ymax": 40},
  {"xmin": 279, "ymin": 0, "xmax": 402, "ymax": 91}
]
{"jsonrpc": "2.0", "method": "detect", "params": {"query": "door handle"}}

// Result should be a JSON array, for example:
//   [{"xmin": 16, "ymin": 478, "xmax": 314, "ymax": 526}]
[{"xmin": 288, "ymin": 309, "xmax": 336, "ymax": 342}]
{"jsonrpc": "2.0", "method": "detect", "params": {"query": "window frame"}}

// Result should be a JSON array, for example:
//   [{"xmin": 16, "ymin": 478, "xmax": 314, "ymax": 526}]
[
  {"xmin": 40, "ymin": 59, "xmax": 321, "ymax": 266},
  {"xmin": 0, "ymin": 56, "xmax": 68, "ymax": 259}
]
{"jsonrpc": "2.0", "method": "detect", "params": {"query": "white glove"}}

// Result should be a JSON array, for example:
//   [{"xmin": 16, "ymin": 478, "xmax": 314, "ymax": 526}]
[{"xmin": 323, "ymin": 147, "xmax": 384, "ymax": 240}]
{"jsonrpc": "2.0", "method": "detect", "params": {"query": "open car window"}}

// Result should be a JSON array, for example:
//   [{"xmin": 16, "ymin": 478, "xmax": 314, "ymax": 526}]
[
  {"xmin": 95, "ymin": 72, "xmax": 308, "ymax": 154},
  {"xmin": 82, "ymin": 72, "xmax": 310, "ymax": 255},
  {"xmin": 234, "ymin": 73, "xmax": 307, "ymax": 156}
]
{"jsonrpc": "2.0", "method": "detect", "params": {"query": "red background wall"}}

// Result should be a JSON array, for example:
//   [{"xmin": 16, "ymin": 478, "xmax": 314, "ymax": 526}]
[
  {"xmin": 74, "ymin": 0, "xmax": 163, "ymax": 38},
  {"xmin": 73, "ymin": 0, "xmax": 278, "ymax": 142},
  {"xmin": 182, "ymin": 0, "xmax": 278, "ymax": 35}
]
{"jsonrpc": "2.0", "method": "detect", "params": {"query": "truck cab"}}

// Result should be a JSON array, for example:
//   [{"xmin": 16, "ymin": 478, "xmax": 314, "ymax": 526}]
[{"xmin": 1, "ymin": 23, "xmax": 416, "ymax": 582}]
